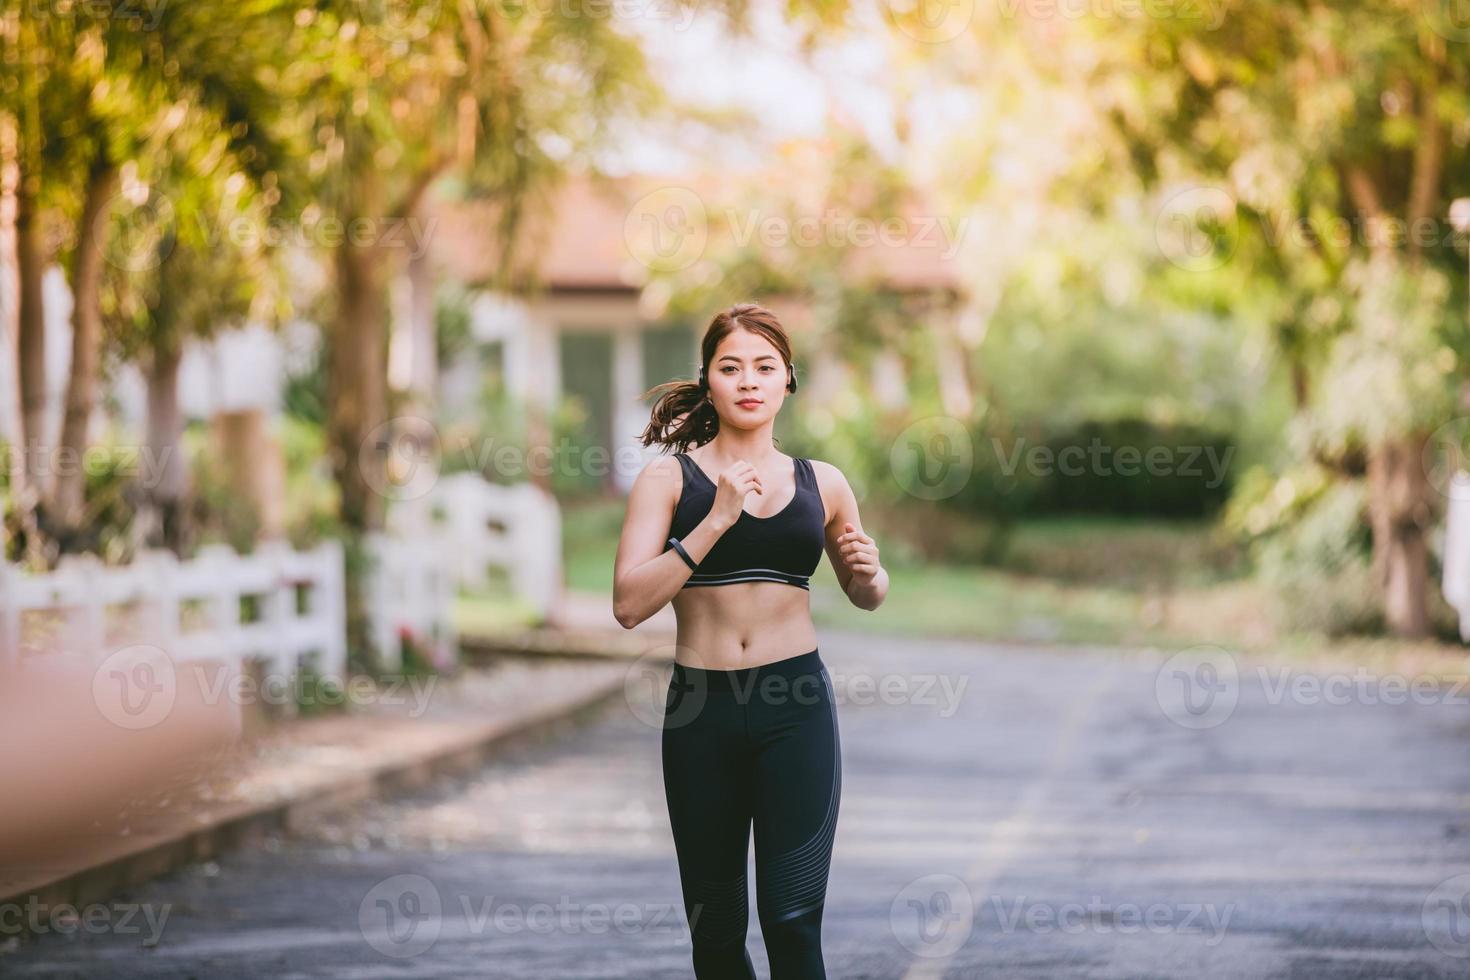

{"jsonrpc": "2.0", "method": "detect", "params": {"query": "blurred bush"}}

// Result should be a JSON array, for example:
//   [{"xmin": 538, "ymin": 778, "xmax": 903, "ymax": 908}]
[
  {"xmin": 1025, "ymin": 418, "xmax": 1236, "ymax": 518},
  {"xmin": 1254, "ymin": 481, "xmax": 1381, "ymax": 636}
]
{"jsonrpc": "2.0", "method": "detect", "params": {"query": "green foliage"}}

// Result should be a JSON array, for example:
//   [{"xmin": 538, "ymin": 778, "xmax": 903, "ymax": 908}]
[
  {"xmin": 1301, "ymin": 256, "xmax": 1458, "ymax": 457},
  {"xmin": 1221, "ymin": 463, "xmax": 1333, "ymax": 543},
  {"xmin": 787, "ymin": 395, "xmax": 1031, "ymax": 564},
  {"xmin": 277, "ymin": 415, "xmax": 343, "ymax": 548},
  {"xmin": 547, "ymin": 394, "xmax": 606, "ymax": 499},
  {"xmin": 998, "ymin": 516, "xmax": 1242, "ymax": 590},
  {"xmin": 440, "ymin": 366, "xmax": 530, "ymax": 484},
  {"xmin": 293, "ymin": 661, "xmax": 348, "ymax": 717},
  {"xmin": 1255, "ymin": 481, "xmax": 1380, "ymax": 636},
  {"xmin": 983, "ymin": 222, "xmax": 1287, "ymax": 473},
  {"xmin": 435, "ymin": 283, "xmax": 476, "ymax": 371},
  {"xmin": 395, "ymin": 627, "xmax": 440, "ymax": 680},
  {"xmin": 185, "ymin": 422, "xmax": 262, "ymax": 554},
  {"xmin": 71, "ymin": 426, "xmax": 144, "ymax": 561},
  {"xmin": 282, "ymin": 338, "xmax": 328, "ymax": 426},
  {"xmin": 1025, "ymin": 418, "xmax": 1237, "ymax": 518}
]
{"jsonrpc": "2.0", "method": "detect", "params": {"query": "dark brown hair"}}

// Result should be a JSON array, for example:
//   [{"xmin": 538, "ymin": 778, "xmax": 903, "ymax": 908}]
[{"xmin": 639, "ymin": 303, "xmax": 794, "ymax": 454}]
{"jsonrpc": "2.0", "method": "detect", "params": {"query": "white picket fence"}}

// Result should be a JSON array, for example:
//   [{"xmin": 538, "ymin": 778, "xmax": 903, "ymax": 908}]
[
  {"xmin": 0, "ymin": 475, "xmax": 563, "ymax": 676},
  {"xmin": 0, "ymin": 539, "xmax": 347, "ymax": 682},
  {"xmin": 388, "ymin": 473, "xmax": 562, "ymax": 619},
  {"xmin": 361, "ymin": 529, "xmax": 459, "ymax": 672}
]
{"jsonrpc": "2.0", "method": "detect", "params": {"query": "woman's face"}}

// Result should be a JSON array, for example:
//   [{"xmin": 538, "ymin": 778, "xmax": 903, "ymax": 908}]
[{"xmin": 706, "ymin": 329, "xmax": 788, "ymax": 429}]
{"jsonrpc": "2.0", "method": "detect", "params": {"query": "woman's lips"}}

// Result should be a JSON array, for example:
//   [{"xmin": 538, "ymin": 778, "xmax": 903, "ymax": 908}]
[{"xmin": 736, "ymin": 400, "xmax": 763, "ymax": 408}]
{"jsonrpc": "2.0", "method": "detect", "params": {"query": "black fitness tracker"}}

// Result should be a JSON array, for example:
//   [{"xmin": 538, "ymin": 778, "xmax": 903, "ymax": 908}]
[{"xmin": 668, "ymin": 536, "xmax": 698, "ymax": 571}]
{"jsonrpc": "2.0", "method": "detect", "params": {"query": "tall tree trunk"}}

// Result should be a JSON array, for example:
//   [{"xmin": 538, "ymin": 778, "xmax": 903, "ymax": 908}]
[
  {"xmin": 328, "ymin": 237, "xmax": 389, "ymax": 534},
  {"xmin": 328, "ymin": 225, "xmax": 390, "ymax": 671},
  {"xmin": 1366, "ymin": 434, "xmax": 1432, "ymax": 639},
  {"xmin": 47, "ymin": 151, "xmax": 117, "ymax": 545},
  {"xmin": 1288, "ymin": 354, "xmax": 1309, "ymax": 412},
  {"xmin": 144, "ymin": 337, "xmax": 188, "ymax": 553},
  {"xmin": 14, "ymin": 170, "xmax": 46, "ymax": 506}
]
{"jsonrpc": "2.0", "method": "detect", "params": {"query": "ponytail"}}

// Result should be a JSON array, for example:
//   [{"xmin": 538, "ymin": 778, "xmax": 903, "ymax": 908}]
[{"xmin": 639, "ymin": 378, "xmax": 719, "ymax": 453}]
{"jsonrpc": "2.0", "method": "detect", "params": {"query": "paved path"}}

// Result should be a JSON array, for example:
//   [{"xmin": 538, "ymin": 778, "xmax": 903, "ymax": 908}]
[{"xmin": 6, "ymin": 632, "xmax": 1470, "ymax": 978}]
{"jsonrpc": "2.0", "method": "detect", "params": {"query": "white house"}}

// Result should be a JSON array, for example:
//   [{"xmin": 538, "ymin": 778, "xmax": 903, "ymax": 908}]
[{"xmin": 1, "ymin": 169, "xmax": 967, "ymax": 498}]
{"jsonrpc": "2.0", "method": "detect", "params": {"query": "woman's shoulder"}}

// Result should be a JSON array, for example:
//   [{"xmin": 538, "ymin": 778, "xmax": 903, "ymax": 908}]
[
  {"xmin": 806, "ymin": 457, "xmax": 856, "ymax": 495},
  {"xmin": 804, "ymin": 456, "xmax": 839, "ymax": 478},
  {"xmin": 636, "ymin": 451, "xmax": 684, "ymax": 481},
  {"xmin": 628, "ymin": 451, "xmax": 686, "ymax": 503}
]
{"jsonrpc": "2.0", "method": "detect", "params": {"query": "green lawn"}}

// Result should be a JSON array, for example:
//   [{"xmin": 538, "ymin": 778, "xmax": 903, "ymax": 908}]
[
  {"xmin": 561, "ymin": 497, "xmax": 625, "ymax": 593},
  {"xmin": 455, "ymin": 591, "xmax": 542, "ymax": 636}
]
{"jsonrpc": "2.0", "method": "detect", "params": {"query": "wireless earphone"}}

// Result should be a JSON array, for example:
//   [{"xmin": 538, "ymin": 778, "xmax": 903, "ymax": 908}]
[{"xmin": 698, "ymin": 363, "xmax": 798, "ymax": 394}]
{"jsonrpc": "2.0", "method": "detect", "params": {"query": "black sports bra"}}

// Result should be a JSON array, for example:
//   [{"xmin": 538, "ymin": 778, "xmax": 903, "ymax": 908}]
[{"xmin": 664, "ymin": 451, "xmax": 826, "ymax": 590}]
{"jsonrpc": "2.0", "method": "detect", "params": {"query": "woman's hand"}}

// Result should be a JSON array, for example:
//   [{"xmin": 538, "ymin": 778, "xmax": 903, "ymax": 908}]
[
  {"xmin": 837, "ymin": 523, "xmax": 880, "ymax": 582},
  {"xmin": 711, "ymin": 460, "xmax": 762, "ymax": 528}
]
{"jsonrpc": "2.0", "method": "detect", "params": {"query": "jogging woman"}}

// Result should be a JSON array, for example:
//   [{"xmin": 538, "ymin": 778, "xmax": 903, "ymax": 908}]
[{"xmin": 613, "ymin": 303, "xmax": 889, "ymax": 979}]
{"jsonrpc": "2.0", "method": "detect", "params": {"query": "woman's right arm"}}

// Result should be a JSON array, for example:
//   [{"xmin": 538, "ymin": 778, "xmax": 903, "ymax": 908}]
[{"xmin": 612, "ymin": 456, "xmax": 759, "ymax": 629}]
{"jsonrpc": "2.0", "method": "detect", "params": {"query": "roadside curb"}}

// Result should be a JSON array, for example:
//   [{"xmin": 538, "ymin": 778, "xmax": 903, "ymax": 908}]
[{"xmin": 0, "ymin": 668, "xmax": 634, "ymax": 940}]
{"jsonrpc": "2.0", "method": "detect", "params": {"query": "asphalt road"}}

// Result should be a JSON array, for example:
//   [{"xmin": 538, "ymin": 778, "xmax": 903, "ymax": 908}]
[{"xmin": 6, "ymin": 631, "xmax": 1470, "ymax": 978}]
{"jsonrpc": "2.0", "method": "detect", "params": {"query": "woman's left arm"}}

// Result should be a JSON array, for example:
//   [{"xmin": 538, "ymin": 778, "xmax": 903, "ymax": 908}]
[{"xmin": 815, "ymin": 461, "xmax": 889, "ymax": 611}]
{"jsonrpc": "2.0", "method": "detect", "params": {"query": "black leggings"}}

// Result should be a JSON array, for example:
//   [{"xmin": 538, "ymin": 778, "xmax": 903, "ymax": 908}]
[{"xmin": 661, "ymin": 648, "xmax": 842, "ymax": 980}]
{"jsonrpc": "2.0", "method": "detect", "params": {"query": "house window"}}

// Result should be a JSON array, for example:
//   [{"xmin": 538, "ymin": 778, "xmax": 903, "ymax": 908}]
[
  {"xmin": 640, "ymin": 323, "xmax": 697, "ymax": 401},
  {"xmin": 558, "ymin": 333, "xmax": 614, "ymax": 493}
]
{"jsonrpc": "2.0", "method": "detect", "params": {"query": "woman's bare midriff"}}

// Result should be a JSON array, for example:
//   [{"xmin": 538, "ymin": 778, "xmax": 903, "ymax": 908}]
[{"xmin": 671, "ymin": 581, "xmax": 819, "ymax": 669}]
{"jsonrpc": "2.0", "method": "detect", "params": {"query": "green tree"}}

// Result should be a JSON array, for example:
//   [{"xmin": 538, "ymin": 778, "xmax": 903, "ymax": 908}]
[
  {"xmin": 1089, "ymin": 4, "xmax": 1470, "ymax": 637},
  {"xmin": 100, "ymin": 94, "xmax": 286, "ymax": 554},
  {"xmin": 3, "ymin": 0, "xmax": 293, "ymax": 554}
]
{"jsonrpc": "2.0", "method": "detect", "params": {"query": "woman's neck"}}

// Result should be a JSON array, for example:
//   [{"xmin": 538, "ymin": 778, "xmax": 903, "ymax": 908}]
[{"xmin": 702, "ymin": 428, "xmax": 779, "ymax": 466}]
